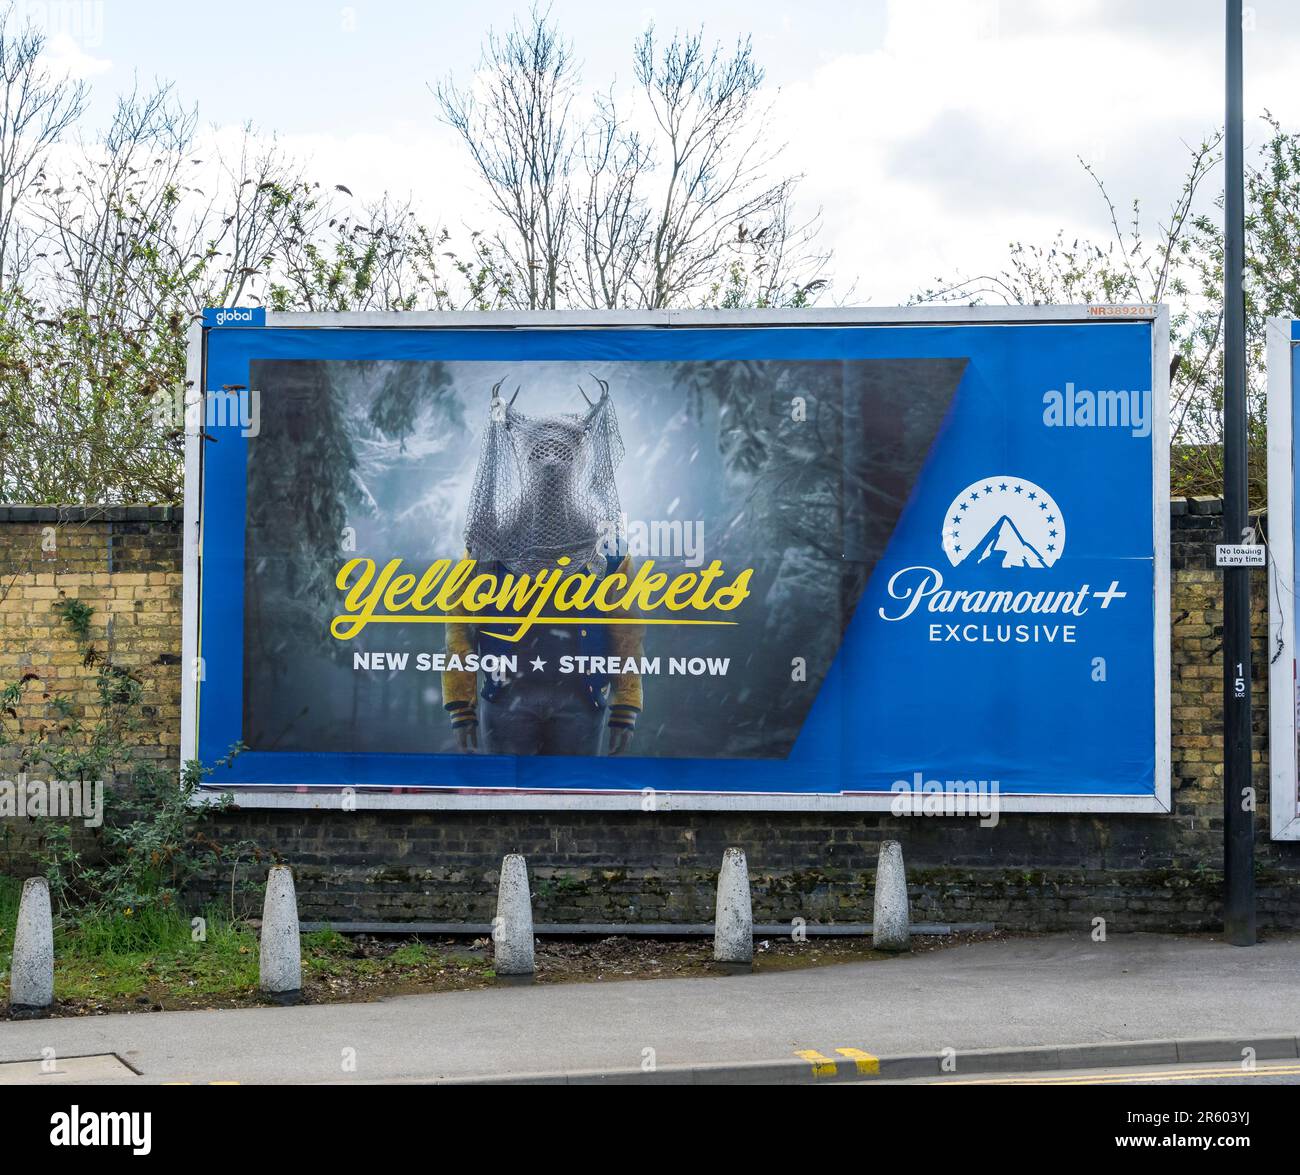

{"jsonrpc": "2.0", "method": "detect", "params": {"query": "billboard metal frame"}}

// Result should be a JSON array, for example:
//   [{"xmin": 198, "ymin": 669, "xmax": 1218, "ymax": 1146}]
[{"xmin": 181, "ymin": 305, "xmax": 1170, "ymax": 814}]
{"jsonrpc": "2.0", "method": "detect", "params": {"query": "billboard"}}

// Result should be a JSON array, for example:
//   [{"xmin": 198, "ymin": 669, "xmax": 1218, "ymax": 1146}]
[
  {"xmin": 181, "ymin": 307, "xmax": 1169, "ymax": 811},
  {"xmin": 1266, "ymin": 317, "xmax": 1300, "ymax": 840}
]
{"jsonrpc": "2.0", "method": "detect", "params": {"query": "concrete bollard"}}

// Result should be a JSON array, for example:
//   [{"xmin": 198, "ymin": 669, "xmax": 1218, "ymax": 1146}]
[
  {"xmin": 872, "ymin": 840, "xmax": 911, "ymax": 952},
  {"xmin": 713, "ymin": 847, "xmax": 753, "ymax": 970},
  {"xmin": 259, "ymin": 864, "xmax": 302, "ymax": 1004},
  {"xmin": 9, "ymin": 877, "xmax": 54, "ymax": 1018},
  {"xmin": 493, "ymin": 854, "xmax": 535, "ymax": 979}
]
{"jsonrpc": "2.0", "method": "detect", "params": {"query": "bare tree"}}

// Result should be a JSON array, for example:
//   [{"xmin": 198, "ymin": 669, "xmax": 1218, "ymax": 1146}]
[
  {"xmin": 267, "ymin": 191, "xmax": 506, "ymax": 313},
  {"xmin": 708, "ymin": 181, "xmax": 829, "ymax": 309},
  {"xmin": 7, "ymin": 85, "xmax": 201, "ymax": 501},
  {"xmin": 10, "ymin": 86, "xmax": 319, "ymax": 499},
  {"xmin": 38, "ymin": 84, "xmax": 198, "ymax": 319},
  {"xmin": 200, "ymin": 127, "xmax": 315, "ymax": 309},
  {"xmin": 633, "ymin": 27, "xmax": 799, "ymax": 308},
  {"xmin": 437, "ymin": 14, "xmax": 828, "ymax": 311},
  {"xmin": 0, "ymin": 4, "xmax": 86, "ymax": 294},
  {"xmin": 572, "ymin": 89, "xmax": 651, "ymax": 309},
  {"xmin": 436, "ymin": 5, "xmax": 577, "ymax": 309},
  {"xmin": 0, "ymin": 23, "xmax": 524, "ymax": 502}
]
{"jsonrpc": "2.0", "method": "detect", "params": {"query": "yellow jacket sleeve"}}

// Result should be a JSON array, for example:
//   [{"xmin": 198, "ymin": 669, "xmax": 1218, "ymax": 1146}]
[
  {"xmin": 442, "ymin": 619, "xmax": 479, "ymax": 712},
  {"xmin": 442, "ymin": 551, "xmax": 480, "ymax": 722},
  {"xmin": 606, "ymin": 553, "xmax": 645, "ymax": 720}
]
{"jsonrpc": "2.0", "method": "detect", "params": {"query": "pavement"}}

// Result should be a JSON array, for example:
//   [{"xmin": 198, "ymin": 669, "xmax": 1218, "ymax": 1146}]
[{"xmin": 2, "ymin": 932, "xmax": 1298, "ymax": 1084}]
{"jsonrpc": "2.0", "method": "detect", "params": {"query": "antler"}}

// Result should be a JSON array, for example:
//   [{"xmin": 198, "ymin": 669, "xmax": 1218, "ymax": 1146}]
[
  {"xmin": 577, "ymin": 374, "xmax": 609, "ymax": 406},
  {"xmin": 490, "ymin": 378, "xmax": 522, "ymax": 409}
]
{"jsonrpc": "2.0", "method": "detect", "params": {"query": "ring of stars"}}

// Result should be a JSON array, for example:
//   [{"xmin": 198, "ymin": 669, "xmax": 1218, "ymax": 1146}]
[{"xmin": 942, "ymin": 477, "xmax": 1065, "ymax": 568}]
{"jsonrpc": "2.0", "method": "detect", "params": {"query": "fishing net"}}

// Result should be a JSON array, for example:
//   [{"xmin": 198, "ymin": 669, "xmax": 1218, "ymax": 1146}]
[{"xmin": 464, "ymin": 377, "xmax": 625, "ymax": 576}]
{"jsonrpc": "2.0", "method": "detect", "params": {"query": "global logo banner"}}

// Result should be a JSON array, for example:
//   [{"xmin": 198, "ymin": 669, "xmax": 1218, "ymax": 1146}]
[{"xmin": 185, "ymin": 310, "xmax": 1169, "ymax": 811}]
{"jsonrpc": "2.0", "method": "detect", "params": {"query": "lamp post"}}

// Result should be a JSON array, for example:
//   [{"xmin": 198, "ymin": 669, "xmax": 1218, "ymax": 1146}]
[{"xmin": 1222, "ymin": 0, "xmax": 1256, "ymax": 946}]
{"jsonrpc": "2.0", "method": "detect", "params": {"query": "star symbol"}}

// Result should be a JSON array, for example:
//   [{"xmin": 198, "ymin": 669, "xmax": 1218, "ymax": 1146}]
[
  {"xmin": 1047, "ymin": 543, "xmax": 1055, "ymax": 552},
  {"xmin": 1039, "ymin": 501, "xmax": 1048, "ymax": 510},
  {"xmin": 1049, "ymin": 529, "xmax": 1058, "ymax": 537},
  {"xmin": 954, "ymin": 544, "xmax": 962, "ymax": 553},
  {"xmin": 530, "ymin": 657, "xmax": 547, "ymax": 672},
  {"xmin": 952, "ymin": 516, "xmax": 961, "ymax": 526},
  {"xmin": 983, "ymin": 484, "xmax": 993, "ymax": 494},
  {"xmin": 1046, "ymin": 514, "xmax": 1055, "ymax": 523},
  {"xmin": 1014, "ymin": 485, "xmax": 1023, "ymax": 494},
  {"xmin": 970, "ymin": 491, "xmax": 980, "ymax": 500},
  {"xmin": 1027, "ymin": 491, "xmax": 1037, "ymax": 500},
  {"xmin": 998, "ymin": 483, "xmax": 1008, "ymax": 491},
  {"xmin": 960, "ymin": 502, "xmax": 968, "ymax": 512}
]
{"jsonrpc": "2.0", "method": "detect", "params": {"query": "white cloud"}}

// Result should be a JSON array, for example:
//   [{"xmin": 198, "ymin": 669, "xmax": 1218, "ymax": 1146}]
[
  {"xmin": 763, "ymin": 0, "xmax": 1300, "ymax": 303},
  {"xmin": 42, "ymin": 32, "xmax": 111, "ymax": 80}
]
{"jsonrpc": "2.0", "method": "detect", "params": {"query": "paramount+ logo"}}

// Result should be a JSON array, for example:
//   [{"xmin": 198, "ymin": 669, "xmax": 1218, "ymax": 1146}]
[{"xmin": 877, "ymin": 473, "xmax": 1128, "ymax": 646}]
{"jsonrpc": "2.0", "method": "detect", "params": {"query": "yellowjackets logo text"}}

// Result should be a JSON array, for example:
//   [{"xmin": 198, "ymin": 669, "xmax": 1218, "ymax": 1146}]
[{"xmin": 331, "ymin": 556, "xmax": 752, "ymax": 642}]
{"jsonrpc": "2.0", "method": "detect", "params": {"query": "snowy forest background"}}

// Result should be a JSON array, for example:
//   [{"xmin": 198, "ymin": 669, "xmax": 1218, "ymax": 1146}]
[{"xmin": 243, "ymin": 356, "xmax": 961, "ymax": 759}]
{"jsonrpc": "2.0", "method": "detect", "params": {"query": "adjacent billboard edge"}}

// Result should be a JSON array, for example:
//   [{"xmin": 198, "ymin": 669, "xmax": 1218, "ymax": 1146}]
[{"xmin": 1266, "ymin": 316, "xmax": 1300, "ymax": 840}]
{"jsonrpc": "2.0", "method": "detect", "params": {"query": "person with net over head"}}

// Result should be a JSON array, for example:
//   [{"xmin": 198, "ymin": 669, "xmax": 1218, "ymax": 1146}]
[{"xmin": 441, "ymin": 375, "xmax": 645, "ymax": 756}]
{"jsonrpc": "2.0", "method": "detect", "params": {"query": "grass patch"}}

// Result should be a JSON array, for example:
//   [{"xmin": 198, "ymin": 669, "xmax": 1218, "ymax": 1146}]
[
  {"xmin": 0, "ymin": 888, "xmax": 260, "ymax": 1006},
  {"xmin": 0, "ymin": 873, "xmax": 21, "ymax": 974},
  {"xmin": 388, "ymin": 941, "xmax": 437, "ymax": 966},
  {"xmin": 53, "ymin": 907, "xmax": 260, "ymax": 1002},
  {"xmin": 0, "ymin": 891, "xmax": 499, "ymax": 1014}
]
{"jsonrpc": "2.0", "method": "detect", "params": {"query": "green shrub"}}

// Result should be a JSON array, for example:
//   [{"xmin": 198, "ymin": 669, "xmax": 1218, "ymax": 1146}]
[{"xmin": 1, "ymin": 599, "xmax": 263, "ymax": 924}]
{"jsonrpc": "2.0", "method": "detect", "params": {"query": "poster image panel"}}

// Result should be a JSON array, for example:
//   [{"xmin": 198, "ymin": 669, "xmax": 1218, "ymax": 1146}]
[{"xmin": 182, "ymin": 307, "xmax": 1170, "ymax": 812}]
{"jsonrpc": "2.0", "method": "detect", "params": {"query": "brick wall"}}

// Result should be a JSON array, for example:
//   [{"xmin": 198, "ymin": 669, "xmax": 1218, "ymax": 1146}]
[{"xmin": 2, "ymin": 503, "xmax": 1298, "ymax": 931}]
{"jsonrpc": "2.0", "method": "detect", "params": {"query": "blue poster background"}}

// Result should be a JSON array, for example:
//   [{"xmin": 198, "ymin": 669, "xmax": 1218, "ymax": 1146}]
[{"xmin": 197, "ymin": 321, "xmax": 1157, "ymax": 798}]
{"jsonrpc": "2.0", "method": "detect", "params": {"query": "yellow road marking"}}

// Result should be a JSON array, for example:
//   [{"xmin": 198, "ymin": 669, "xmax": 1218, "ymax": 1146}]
[
  {"xmin": 795, "ymin": 1049, "xmax": 839, "ymax": 1078},
  {"xmin": 931, "ymin": 1063, "xmax": 1300, "ymax": 1086},
  {"xmin": 836, "ymin": 1048, "xmax": 880, "ymax": 1076},
  {"xmin": 164, "ymin": 1080, "xmax": 242, "ymax": 1085}
]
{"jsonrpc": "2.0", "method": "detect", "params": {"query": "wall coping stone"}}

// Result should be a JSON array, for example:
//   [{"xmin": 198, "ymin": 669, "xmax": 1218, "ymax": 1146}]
[{"xmin": 0, "ymin": 505, "xmax": 181, "ymax": 522}]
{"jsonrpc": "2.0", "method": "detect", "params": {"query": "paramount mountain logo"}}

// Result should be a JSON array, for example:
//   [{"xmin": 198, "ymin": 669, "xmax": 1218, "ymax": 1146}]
[
  {"xmin": 879, "ymin": 473, "xmax": 1130, "ymax": 644},
  {"xmin": 971, "ymin": 516, "xmax": 1044, "ymax": 568},
  {"xmin": 941, "ymin": 476, "xmax": 1065, "ymax": 569}
]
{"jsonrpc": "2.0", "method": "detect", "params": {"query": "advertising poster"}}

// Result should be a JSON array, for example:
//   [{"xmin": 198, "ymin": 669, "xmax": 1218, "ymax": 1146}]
[{"xmin": 183, "ymin": 308, "xmax": 1169, "ymax": 811}]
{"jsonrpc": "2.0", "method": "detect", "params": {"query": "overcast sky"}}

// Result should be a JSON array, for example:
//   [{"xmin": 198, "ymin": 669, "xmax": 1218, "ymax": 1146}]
[{"xmin": 28, "ymin": 0, "xmax": 1300, "ymax": 304}]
